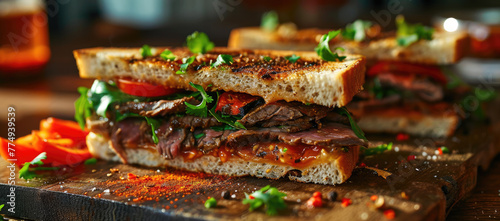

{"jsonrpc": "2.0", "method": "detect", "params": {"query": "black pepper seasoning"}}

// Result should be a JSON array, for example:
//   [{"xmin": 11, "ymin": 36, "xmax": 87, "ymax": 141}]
[
  {"xmin": 221, "ymin": 191, "xmax": 230, "ymax": 199},
  {"xmin": 327, "ymin": 191, "xmax": 338, "ymax": 201}
]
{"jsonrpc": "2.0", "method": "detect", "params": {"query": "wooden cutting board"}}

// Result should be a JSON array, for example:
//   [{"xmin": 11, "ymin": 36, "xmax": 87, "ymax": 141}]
[{"xmin": 1, "ymin": 105, "xmax": 499, "ymax": 221}]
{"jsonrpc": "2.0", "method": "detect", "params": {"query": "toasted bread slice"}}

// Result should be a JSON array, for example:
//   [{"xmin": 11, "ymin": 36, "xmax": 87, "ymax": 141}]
[
  {"xmin": 87, "ymin": 132, "xmax": 360, "ymax": 185},
  {"xmin": 228, "ymin": 27, "xmax": 467, "ymax": 65},
  {"xmin": 349, "ymin": 103, "xmax": 460, "ymax": 137},
  {"xmin": 74, "ymin": 47, "xmax": 365, "ymax": 108}
]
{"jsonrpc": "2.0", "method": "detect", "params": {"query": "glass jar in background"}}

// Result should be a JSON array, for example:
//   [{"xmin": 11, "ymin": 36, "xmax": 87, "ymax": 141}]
[{"xmin": 0, "ymin": 0, "xmax": 50, "ymax": 77}]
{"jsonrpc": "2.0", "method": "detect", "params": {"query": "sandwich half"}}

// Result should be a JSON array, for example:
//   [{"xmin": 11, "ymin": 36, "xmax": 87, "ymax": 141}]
[
  {"xmin": 229, "ymin": 18, "xmax": 468, "ymax": 137},
  {"xmin": 73, "ymin": 47, "xmax": 367, "ymax": 185}
]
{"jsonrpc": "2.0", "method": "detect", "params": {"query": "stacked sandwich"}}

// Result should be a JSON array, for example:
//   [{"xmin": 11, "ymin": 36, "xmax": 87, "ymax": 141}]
[
  {"xmin": 73, "ymin": 32, "xmax": 367, "ymax": 185},
  {"xmin": 229, "ymin": 15, "xmax": 469, "ymax": 137}
]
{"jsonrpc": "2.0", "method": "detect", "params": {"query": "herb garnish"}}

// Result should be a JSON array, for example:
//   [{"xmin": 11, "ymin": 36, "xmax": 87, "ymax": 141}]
[
  {"xmin": 335, "ymin": 107, "xmax": 366, "ymax": 141},
  {"xmin": 396, "ymin": 15, "xmax": 434, "ymax": 47},
  {"xmin": 19, "ymin": 152, "xmax": 59, "ymax": 180},
  {"xmin": 160, "ymin": 49, "xmax": 176, "ymax": 61},
  {"xmin": 177, "ymin": 56, "xmax": 196, "ymax": 74},
  {"xmin": 140, "ymin": 44, "xmax": 153, "ymax": 58},
  {"xmin": 187, "ymin": 31, "xmax": 215, "ymax": 54},
  {"xmin": 194, "ymin": 133, "xmax": 205, "ymax": 139},
  {"xmin": 342, "ymin": 20, "xmax": 372, "ymax": 42},
  {"xmin": 263, "ymin": 56, "xmax": 272, "ymax": 62},
  {"xmin": 243, "ymin": 185, "xmax": 287, "ymax": 216},
  {"xmin": 285, "ymin": 54, "xmax": 300, "ymax": 63},
  {"xmin": 84, "ymin": 158, "xmax": 97, "ymax": 165},
  {"xmin": 362, "ymin": 142, "xmax": 393, "ymax": 156},
  {"xmin": 261, "ymin": 11, "xmax": 279, "ymax": 32},
  {"xmin": 315, "ymin": 30, "xmax": 346, "ymax": 62},
  {"xmin": 185, "ymin": 82, "xmax": 214, "ymax": 118},
  {"xmin": 75, "ymin": 87, "xmax": 92, "ymax": 129},
  {"xmin": 0, "ymin": 204, "xmax": 4, "ymax": 220},
  {"xmin": 211, "ymin": 54, "xmax": 234, "ymax": 68},
  {"xmin": 205, "ymin": 197, "xmax": 217, "ymax": 209}
]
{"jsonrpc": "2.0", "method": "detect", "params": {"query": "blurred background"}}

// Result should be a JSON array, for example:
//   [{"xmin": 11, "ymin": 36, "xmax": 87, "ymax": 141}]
[{"xmin": 0, "ymin": 0, "xmax": 499, "ymax": 135}]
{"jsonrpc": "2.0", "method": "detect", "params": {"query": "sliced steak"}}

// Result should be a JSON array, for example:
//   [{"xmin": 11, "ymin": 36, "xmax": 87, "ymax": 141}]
[
  {"xmin": 239, "ymin": 101, "xmax": 330, "ymax": 129},
  {"xmin": 196, "ymin": 129, "xmax": 233, "ymax": 153},
  {"xmin": 169, "ymin": 115, "xmax": 223, "ymax": 129},
  {"xmin": 109, "ymin": 118, "xmax": 153, "ymax": 163},
  {"xmin": 378, "ymin": 72, "xmax": 443, "ymax": 102},
  {"xmin": 116, "ymin": 97, "xmax": 198, "ymax": 117},
  {"xmin": 226, "ymin": 122, "xmax": 365, "ymax": 148},
  {"xmin": 158, "ymin": 128, "xmax": 187, "ymax": 159}
]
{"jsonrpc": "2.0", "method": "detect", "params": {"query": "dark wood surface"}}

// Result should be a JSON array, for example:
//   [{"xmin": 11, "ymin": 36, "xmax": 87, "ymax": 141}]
[{"xmin": 0, "ymin": 103, "xmax": 499, "ymax": 220}]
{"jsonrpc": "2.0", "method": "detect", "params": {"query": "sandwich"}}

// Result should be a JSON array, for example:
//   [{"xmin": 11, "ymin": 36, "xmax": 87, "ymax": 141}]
[
  {"xmin": 73, "ymin": 32, "xmax": 367, "ymax": 185},
  {"xmin": 229, "ymin": 15, "xmax": 469, "ymax": 137}
]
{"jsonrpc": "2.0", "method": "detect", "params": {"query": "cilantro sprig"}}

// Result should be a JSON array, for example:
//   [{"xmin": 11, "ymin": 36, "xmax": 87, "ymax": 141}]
[
  {"xmin": 243, "ymin": 185, "xmax": 287, "ymax": 216},
  {"xmin": 187, "ymin": 31, "xmax": 215, "ymax": 54},
  {"xmin": 261, "ymin": 11, "xmax": 279, "ymax": 32},
  {"xmin": 362, "ymin": 142, "xmax": 393, "ymax": 156},
  {"xmin": 342, "ymin": 20, "xmax": 372, "ymax": 42},
  {"xmin": 315, "ymin": 30, "xmax": 346, "ymax": 62},
  {"xmin": 335, "ymin": 107, "xmax": 366, "ymax": 141},
  {"xmin": 396, "ymin": 15, "xmax": 434, "ymax": 47},
  {"xmin": 140, "ymin": 44, "xmax": 153, "ymax": 58},
  {"xmin": 211, "ymin": 54, "xmax": 234, "ymax": 68},
  {"xmin": 285, "ymin": 54, "xmax": 300, "ymax": 63},
  {"xmin": 19, "ymin": 152, "xmax": 59, "ymax": 180},
  {"xmin": 160, "ymin": 49, "xmax": 176, "ymax": 61},
  {"xmin": 177, "ymin": 56, "xmax": 196, "ymax": 74}
]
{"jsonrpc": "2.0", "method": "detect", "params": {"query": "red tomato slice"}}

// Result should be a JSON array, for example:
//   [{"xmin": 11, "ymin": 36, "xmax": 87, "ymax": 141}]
[
  {"xmin": 117, "ymin": 78, "xmax": 181, "ymax": 97},
  {"xmin": 215, "ymin": 92, "xmax": 261, "ymax": 116},
  {"xmin": 367, "ymin": 61, "xmax": 447, "ymax": 85}
]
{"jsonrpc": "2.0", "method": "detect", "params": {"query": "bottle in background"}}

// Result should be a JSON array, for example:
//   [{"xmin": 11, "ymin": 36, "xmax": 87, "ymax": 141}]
[{"xmin": 0, "ymin": 0, "xmax": 50, "ymax": 77}]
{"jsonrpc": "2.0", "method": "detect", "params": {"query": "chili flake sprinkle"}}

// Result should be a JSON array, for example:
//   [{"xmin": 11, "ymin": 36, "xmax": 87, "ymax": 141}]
[{"xmin": 100, "ymin": 170, "xmax": 229, "ymax": 204}]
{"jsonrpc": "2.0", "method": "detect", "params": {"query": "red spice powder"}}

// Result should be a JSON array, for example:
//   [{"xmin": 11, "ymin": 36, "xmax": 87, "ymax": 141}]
[{"xmin": 100, "ymin": 170, "xmax": 229, "ymax": 203}]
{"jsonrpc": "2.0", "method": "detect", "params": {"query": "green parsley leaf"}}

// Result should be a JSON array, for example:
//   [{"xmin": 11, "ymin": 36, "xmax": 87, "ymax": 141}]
[
  {"xmin": 74, "ymin": 87, "xmax": 92, "ymax": 130},
  {"xmin": 243, "ymin": 185, "xmax": 287, "ymax": 216},
  {"xmin": 186, "ymin": 31, "xmax": 215, "ymax": 54},
  {"xmin": 342, "ymin": 20, "xmax": 372, "ymax": 42},
  {"xmin": 439, "ymin": 146, "xmax": 450, "ymax": 154},
  {"xmin": 285, "ymin": 54, "xmax": 300, "ymax": 63},
  {"xmin": 0, "ymin": 204, "xmax": 4, "ymax": 221},
  {"xmin": 211, "ymin": 54, "xmax": 234, "ymax": 68},
  {"xmin": 362, "ymin": 142, "xmax": 393, "ymax": 156},
  {"xmin": 19, "ymin": 152, "xmax": 58, "ymax": 180},
  {"xmin": 335, "ymin": 107, "xmax": 366, "ymax": 141},
  {"xmin": 263, "ymin": 56, "xmax": 272, "ymax": 62},
  {"xmin": 396, "ymin": 15, "xmax": 434, "ymax": 47},
  {"xmin": 177, "ymin": 56, "xmax": 196, "ymax": 74},
  {"xmin": 282, "ymin": 148, "xmax": 287, "ymax": 153},
  {"xmin": 194, "ymin": 133, "xmax": 205, "ymax": 139},
  {"xmin": 84, "ymin": 158, "xmax": 97, "ymax": 165},
  {"xmin": 160, "ymin": 49, "xmax": 176, "ymax": 61},
  {"xmin": 185, "ymin": 82, "xmax": 214, "ymax": 118},
  {"xmin": 140, "ymin": 44, "xmax": 153, "ymax": 58},
  {"xmin": 261, "ymin": 11, "xmax": 279, "ymax": 32},
  {"xmin": 315, "ymin": 30, "xmax": 346, "ymax": 62},
  {"xmin": 205, "ymin": 197, "xmax": 217, "ymax": 209},
  {"xmin": 145, "ymin": 117, "xmax": 161, "ymax": 144}
]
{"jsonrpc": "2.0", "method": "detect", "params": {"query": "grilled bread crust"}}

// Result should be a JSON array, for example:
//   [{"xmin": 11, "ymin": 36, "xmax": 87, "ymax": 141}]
[
  {"xmin": 74, "ymin": 47, "xmax": 365, "ymax": 108},
  {"xmin": 87, "ymin": 132, "xmax": 360, "ymax": 185},
  {"xmin": 350, "ymin": 103, "xmax": 460, "ymax": 137},
  {"xmin": 228, "ymin": 27, "xmax": 467, "ymax": 65}
]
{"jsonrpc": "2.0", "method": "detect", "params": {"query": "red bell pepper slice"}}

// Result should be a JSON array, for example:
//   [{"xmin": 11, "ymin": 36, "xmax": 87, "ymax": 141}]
[
  {"xmin": 367, "ymin": 61, "xmax": 447, "ymax": 85},
  {"xmin": 0, "ymin": 137, "xmax": 44, "ymax": 165},
  {"xmin": 215, "ymin": 92, "xmax": 261, "ymax": 116}
]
